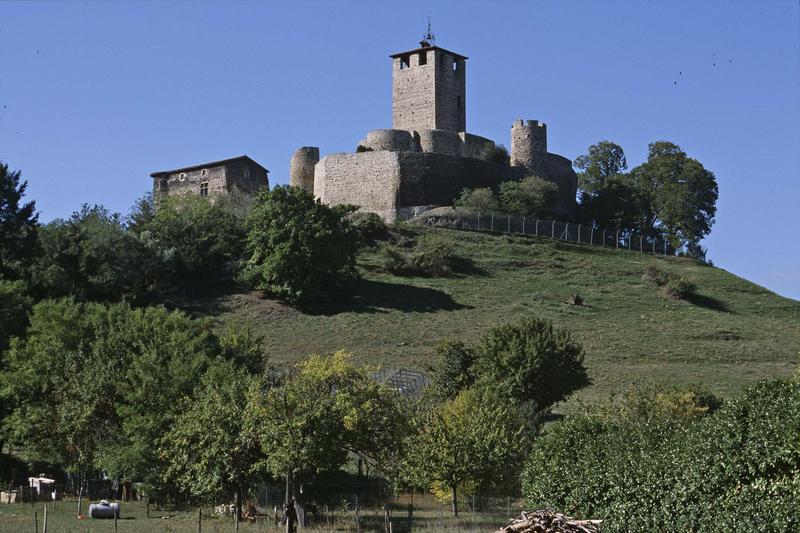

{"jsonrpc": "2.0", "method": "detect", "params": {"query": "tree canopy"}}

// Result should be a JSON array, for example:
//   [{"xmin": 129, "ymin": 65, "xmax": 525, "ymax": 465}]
[{"xmin": 0, "ymin": 162, "xmax": 39, "ymax": 280}]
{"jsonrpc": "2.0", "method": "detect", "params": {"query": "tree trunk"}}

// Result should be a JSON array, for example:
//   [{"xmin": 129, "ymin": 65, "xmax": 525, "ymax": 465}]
[
  {"xmin": 451, "ymin": 485, "xmax": 458, "ymax": 517},
  {"xmin": 234, "ymin": 487, "xmax": 242, "ymax": 528},
  {"xmin": 76, "ymin": 475, "xmax": 84, "ymax": 517},
  {"xmin": 292, "ymin": 484, "xmax": 306, "ymax": 528}
]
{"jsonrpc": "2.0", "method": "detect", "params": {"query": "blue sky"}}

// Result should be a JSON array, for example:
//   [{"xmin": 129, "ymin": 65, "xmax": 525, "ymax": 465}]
[{"xmin": 1, "ymin": 1, "xmax": 798, "ymax": 299}]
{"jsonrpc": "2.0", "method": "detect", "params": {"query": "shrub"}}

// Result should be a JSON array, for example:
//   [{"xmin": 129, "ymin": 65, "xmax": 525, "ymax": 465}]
[
  {"xmin": 480, "ymin": 143, "xmax": 510, "ymax": 165},
  {"xmin": 522, "ymin": 380, "xmax": 800, "ymax": 531},
  {"xmin": 409, "ymin": 233, "xmax": 454, "ymax": 276},
  {"xmin": 454, "ymin": 187, "xmax": 499, "ymax": 214},
  {"xmin": 347, "ymin": 211, "xmax": 388, "ymax": 242},
  {"xmin": 241, "ymin": 186, "xmax": 359, "ymax": 304},
  {"xmin": 429, "ymin": 340, "xmax": 476, "ymax": 401},
  {"xmin": 499, "ymin": 176, "xmax": 559, "ymax": 217},
  {"xmin": 642, "ymin": 265, "xmax": 668, "ymax": 285},
  {"xmin": 663, "ymin": 276, "xmax": 696, "ymax": 299}
]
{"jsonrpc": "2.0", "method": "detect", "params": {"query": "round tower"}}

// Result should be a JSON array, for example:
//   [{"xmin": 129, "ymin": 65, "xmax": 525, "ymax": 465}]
[
  {"xmin": 289, "ymin": 146, "xmax": 320, "ymax": 194},
  {"xmin": 510, "ymin": 119, "xmax": 548, "ymax": 177}
]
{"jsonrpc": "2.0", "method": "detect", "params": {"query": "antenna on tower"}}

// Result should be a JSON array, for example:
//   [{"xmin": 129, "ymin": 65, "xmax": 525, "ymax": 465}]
[{"xmin": 420, "ymin": 13, "xmax": 436, "ymax": 47}]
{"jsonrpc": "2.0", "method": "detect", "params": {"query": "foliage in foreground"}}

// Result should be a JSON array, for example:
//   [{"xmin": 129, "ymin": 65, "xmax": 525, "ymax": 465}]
[
  {"xmin": 241, "ymin": 186, "xmax": 360, "ymax": 303},
  {"xmin": 383, "ymin": 233, "xmax": 458, "ymax": 277},
  {"xmin": 522, "ymin": 380, "xmax": 800, "ymax": 531}
]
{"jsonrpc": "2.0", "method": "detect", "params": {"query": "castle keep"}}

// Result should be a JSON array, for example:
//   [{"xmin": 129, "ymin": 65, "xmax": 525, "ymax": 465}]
[{"xmin": 291, "ymin": 36, "xmax": 578, "ymax": 221}]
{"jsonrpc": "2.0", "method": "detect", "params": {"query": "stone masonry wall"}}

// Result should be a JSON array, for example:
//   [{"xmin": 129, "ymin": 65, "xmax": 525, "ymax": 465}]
[
  {"xmin": 154, "ymin": 161, "xmax": 268, "ymax": 200},
  {"xmin": 290, "ymin": 147, "xmax": 320, "ymax": 193},
  {"xmin": 434, "ymin": 51, "xmax": 466, "ymax": 132},
  {"xmin": 392, "ymin": 50, "xmax": 436, "ymax": 131},
  {"xmin": 314, "ymin": 152, "xmax": 401, "ymax": 217}
]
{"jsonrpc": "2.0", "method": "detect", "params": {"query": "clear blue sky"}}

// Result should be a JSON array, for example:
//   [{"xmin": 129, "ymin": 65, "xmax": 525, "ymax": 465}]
[{"xmin": 1, "ymin": 1, "xmax": 798, "ymax": 299}]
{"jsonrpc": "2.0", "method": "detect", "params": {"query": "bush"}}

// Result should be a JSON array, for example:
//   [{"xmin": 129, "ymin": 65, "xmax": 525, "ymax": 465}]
[
  {"xmin": 454, "ymin": 187, "xmax": 499, "ymax": 214},
  {"xmin": 499, "ymin": 176, "xmax": 559, "ymax": 217},
  {"xmin": 522, "ymin": 380, "xmax": 800, "ymax": 531},
  {"xmin": 241, "ymin": 186, "xmax": 359, "ymax": 304},
  {"xmin": 663, "ymin": 276, "xmax": 696, "ymax": 299},
  {"xmin": 347, "ymin": 211, "xmax": 388, "ymax": 242},
  {"xmin": 480, "ymin": 143, "xmax": 510, "ymax": 165},
  {"xmin": 381, "ymin": 233, "xmax": 456, "ymax": 277}
]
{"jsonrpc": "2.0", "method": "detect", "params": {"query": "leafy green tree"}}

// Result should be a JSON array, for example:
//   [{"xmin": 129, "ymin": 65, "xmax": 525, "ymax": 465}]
[
  {"xmin": 454, "ymin": 187, "xmax": 499, "ymax": 214},
  {"xmin": 573, "ymin": 141, "xmax": 628, "ymax": 196},
  {"xmin": 247, "ymin": 351, "xmax": 407, "ymax": 523},
  {"xmin": 480, "ymin": 144, "xmax": 510, "ymax": 165},
  {"xmin": 405, "ymin": 387, "xmax": 526, "ymax": 516},
  {"xmin": 161, "ymin": 362, "xmax": 262, "ymax": 520},
  {"xmin": 629, "ymin": 141, "xmax": 718, "ymax": 248},
  {"xmin": 139, "ymin": 194, "xmax": 246, "ymax": 291},
  {"xmin": 474, "ymin": 316, "xmax": 589, "ymax": 417},
  {"xmin": 0, "ymin": 162, "xmax": 39, "ymax": 280},
  {"xmin": 0, "ymin": 299, "xmax": 222, "ymax": 493},
  {"xmin": 577, "ymin": 173, "xmax": 644, "ymax": 229},
  {"xmin": 32, "ymin": 205, "xmax": 153, "ymax": 302},
  {"xmin": 499, "ymin": 176, "xmax": 559, "ymax": 217},
  {"xmin": 0, "ymin": 279, "xmax": 32, "ymax": 352},
  {"xmin": 429, "ymin": 341, "xmax": 476, "ymax": 401},
  {"xmin": 241, "ymin": 186, "xmax": 359, "ymax": 304}
]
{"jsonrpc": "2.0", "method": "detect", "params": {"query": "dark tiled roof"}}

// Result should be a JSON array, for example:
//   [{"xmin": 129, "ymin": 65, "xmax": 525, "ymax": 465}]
[
  {"xmin": 389, "ymin": 45, "xmax": 468, "ymax": 61},
  {"xmin": 150, "ymin": 155, "xmax": 268, "ymax": 177}
]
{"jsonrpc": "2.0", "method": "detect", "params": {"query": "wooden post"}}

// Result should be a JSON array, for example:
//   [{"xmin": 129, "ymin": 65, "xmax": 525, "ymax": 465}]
[
  {"xmin": 43, "ymin": 506, "xmax": 48, "ymax": 533},
  {"xmin": 551, "ymin": 220, "xmax": 555, "ymax": 238},
  {"xmin": 198, "ymin": 507, "xmax": 202, "ymax": 533},
  {"xmin": 507, "ymin": 215, "xmax": 510, "ymax": 233},
  {"xmin": 578, "ymin": 224, "xmax": 581, "ymax": 243},
  {"xmin": 34, "ymin": 511, "xmax": 38, "ymax": 533},
  {"xmin": 616, "ymin": 230, "xmax": 619, "ymax": 249},
  {"xmin": 146, "ymin": 497, "xmax": 150, "ymax": 518},
  {"xmin": 477, "ymin": 212, "xmax": 480, "ymax": 231},
  {"xmin": 522, "ymin": 216, "xmax": 526, "ymax": 234},
  {"xmin": 491, "ymin": 213, "xmax": 494, "ymax": 231},
  {"xmin": 590, "ymin": 227, "xmax": 594, "ymax": 246},
  {"xmin": 114, "ymin": 509, "xmax": 118, "ymax": 533},
  {"xmin": 640, "ymin": 235, "xmax": 643, "ymax": 252}
]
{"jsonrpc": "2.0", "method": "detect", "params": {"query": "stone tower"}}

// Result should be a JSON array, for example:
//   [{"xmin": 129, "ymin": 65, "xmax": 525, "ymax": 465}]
[
  {"xmin": 289, "ymin": 146, "xmax": 320, "ymax": 193},
  {"xmin": 510, "ymin": 119, "xmax": 548, "ymax": 177},
  {"xmin": 390, "ymin": 43, "xmax": 467, "ymax": 132}
]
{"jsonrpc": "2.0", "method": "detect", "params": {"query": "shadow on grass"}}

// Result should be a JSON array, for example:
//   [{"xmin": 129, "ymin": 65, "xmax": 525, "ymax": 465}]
[
  {"xmin": 686, "ymin": 292, "xmax": 732, "ymax": 313},
  {"xmin": 305, "ymin": 278, "xmax": 471, "ymax": 316}
]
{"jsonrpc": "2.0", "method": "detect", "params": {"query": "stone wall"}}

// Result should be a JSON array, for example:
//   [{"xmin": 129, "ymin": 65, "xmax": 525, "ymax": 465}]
[
  {"xmin": 459, "ymin": 132, "xmax": 495, "ymax": 159},
  {"xmin": 153, "ymin": 160, "xmax": 268, "ymax": 200},
  {"xmin": 315, "ymin": 151, "xmax": 517, "ymax": 221},
  {"xmin": 416, "ymin": 129, "xmax": 463, "ymax": 156},
  {"xmin": 510, "ymin": 119, "xmax": 548, "ymax": 177},
  {"xmin": 392, "ymin": 48, "xmax": 465, "ymax": 132},
  {"xmin": 290, "ymin": 147, "xmax": 320, "ymax": 193},
  {"xmin": 362, "ymin": 129, "xmax": 417, "ymax": 152}
]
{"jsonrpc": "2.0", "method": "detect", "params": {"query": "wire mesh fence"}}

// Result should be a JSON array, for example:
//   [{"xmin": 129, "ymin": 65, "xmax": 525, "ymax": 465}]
[{"xmin": 421, "ymin": 210, "xmax": 674, "ymax": 256}]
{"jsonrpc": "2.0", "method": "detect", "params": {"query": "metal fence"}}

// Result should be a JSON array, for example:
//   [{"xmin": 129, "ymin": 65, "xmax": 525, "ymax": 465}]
[{"xmin": 422, "ymin": 211, "xmax": 674, "ymax": 256}]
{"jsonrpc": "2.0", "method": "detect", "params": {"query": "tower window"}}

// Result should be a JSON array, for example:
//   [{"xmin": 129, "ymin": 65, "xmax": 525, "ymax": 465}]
[
  {"xmin": 199, "ymin": 182, "xmax": 209, "ymax": 197},
  {"xmin": 453, "ymin": 60, "xmax": 458, "ymax": 71},
  {"xmin": 179, "ymin": 172, "xmax": 186, "ymax": 181},
  {"xmin": 418, "ymin": 51, "xmax": 427, "ymax": 65},
  {"xmin": 400, "ymin": 55, "xmax": 410, "ymax": 69},
  {"xmin": 201, "ymin": 168, "xmax": 208, "ymax": 176}
]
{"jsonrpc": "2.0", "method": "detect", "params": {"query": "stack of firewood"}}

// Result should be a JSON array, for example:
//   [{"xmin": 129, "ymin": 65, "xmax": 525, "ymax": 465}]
[{"xmin": 495, "ymin": 510, "xmax": 602, "ymax": 533}]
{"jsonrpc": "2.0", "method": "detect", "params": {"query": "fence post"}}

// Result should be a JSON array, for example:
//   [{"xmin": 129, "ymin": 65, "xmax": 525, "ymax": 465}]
[
  {"xmin": 552, "ymin": 220, "xmax": 555, "ymax": 239},
  {"xmin": 664, "ymin": 239, "xmax": 667, "ymax": 256},
  {"xmin": 477, "ymin": 212, "xmax": 480, "ymax": 231},
  {"xmin": 578, "ymin": 224, "xmax": 581, "ymax": 244},
  {"xmin": 590, "ymin": 227, "xmax": 594, "ymax": 246},
  {"xmin": 522, "ymin": 216, "xmax": 526, "ymax": 234},
  {"xmin": 628, "ymin": 235, "xmax": 631, "ymax": 250},
  {"xmin": 602, "ymin": 229, "xmax": 605, "ymax": 247},
  {"xmin": 535, "ymin": 218, "xmax": 539, "ymax": 236},
  {"xmin": 616, "ymin": 230, "xmax": 619, "ymax": 249},
  {"xmin": 491, "ymin": 213, "xmax": 494, "ymax": 231},
  {"xmin": 640, "ymin": 235, "xmax": 643, "ymax": 253},
  {"xmin": 507, "ymin": 215, "xmax": 511, "ymax": 233},
  {"xmin": 653, "ymin": 239, "xmax": 656, "ymax": 255}
]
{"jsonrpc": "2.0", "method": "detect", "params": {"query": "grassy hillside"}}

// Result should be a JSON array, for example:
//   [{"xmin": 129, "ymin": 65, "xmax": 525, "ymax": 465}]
[{"xmin": 182, "ymin": 227, "xmax": 799, "ymax": 402}]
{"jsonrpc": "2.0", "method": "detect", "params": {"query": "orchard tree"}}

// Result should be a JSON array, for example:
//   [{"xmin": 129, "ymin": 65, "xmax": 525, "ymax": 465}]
[
  {"xmin": 0, "ymin": 162, "xmax": 39, "ymax": 279},
  {"xmin": 161, "ymin": 362, "xmax": 262, "ymax": 521},
  {"xmin": 241, "ymin": 186, "xmax": 359, "ymax": 304},
  {"xmin": 247, "ymin": 351, "xmax": 407, "ymax": 525},
  {"xmin": 405, "ymin": 387, "xmax": 526, "ymax": 516},
  {"xmin": 474, "ymin": 316, "xmax": 589, "ymax": 421}
]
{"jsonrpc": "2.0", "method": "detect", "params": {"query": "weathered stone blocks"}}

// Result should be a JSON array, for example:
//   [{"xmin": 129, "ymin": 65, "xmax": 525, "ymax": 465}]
[{"xmin": 289, "ymin": 146, "xmax": 320, "ymax": 193}]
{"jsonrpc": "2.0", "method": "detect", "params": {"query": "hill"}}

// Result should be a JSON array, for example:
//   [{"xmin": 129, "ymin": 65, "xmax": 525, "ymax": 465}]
[{"xmin": 181, "ymin": 226, "xmax": 800, "ymax": 402}]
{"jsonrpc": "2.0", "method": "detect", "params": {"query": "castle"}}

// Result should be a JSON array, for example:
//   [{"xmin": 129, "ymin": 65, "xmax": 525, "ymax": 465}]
[
  {"xmin": 151, "ymin": 155, "xmax": 269, "ymax": 201},
  {"xmin": 291, "ymin": 36, "xmax": 578, "ymax": 221}
]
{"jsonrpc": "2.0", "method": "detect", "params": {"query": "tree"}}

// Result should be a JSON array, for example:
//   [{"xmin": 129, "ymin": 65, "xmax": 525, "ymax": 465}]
[
  {"xmin": 454, "ymin": 187, "xmax": 499, "ymax": 214},
  {"xmin": 161, "ymin": 363, "xmax": 262, "ymax": 521},
  {"xmin": 32, "ymin": 205, "xmax": 153, "ymax": 302},
  {"xmin": 0, "ymin": 162, "xmax": 39, "ymax": 279},
  {"xmin": 241, "ymin": 186, "xmax": 359, "ymax": 304},
  {"xmin": 474, "ymin": 316, "xmax": 589, "ymax": 418},
  {"xmin": 405, "ymin": 387, "xmax": 526, "ymax": 516},
  {"xmin": 0, "ymin": 279, "xmax": 32, "ymax": 352},
  {"xmin": 573, "ymin": 141, "xmax": 628, "ymax": 197},
  {"xmin": 247, "ymin": 351, "xmax": 407, "ymax": 524},
  {"xmin": 139, "ymin": 194, "xmax": 246, "ymax": 292},
  {"xmin": 499, "ymin": 176, "xmax": 559, "ymax": 217},
  {"xmin": 428, "ymin": 340, "xmax": 476, "ymax": 401},
  {"xmin": 578, "ymin": 173, "xmax": 644, "ymax": 229},
  {"xmin": 629, "ymin": 141, "xmax": 718, "ymax": 248}
]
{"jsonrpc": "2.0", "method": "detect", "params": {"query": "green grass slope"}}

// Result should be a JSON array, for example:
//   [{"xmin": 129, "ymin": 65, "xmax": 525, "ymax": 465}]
[{"xmin": 184, "ymin": 227, "xmax": 799, "ymax": 401}]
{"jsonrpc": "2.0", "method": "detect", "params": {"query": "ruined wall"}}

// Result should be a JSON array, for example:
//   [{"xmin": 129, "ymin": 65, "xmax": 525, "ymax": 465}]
[
  {"xmin": 290, "ymin": 147, "xmax": 320, "ymax": 193},
  {"xmin": 546, "ymin": 153, "xmax": 578, "ymax": 219},
  {"xmin": 315, "ymin": 151, "xmax": 516, "ymax": 221},
  {"xmin": 510, "ymin": 119, "xmax": 548, "ymax": 177},
  {"xmin": 459, "ymin": 133, "xmax": 495, "ymax": 159}
]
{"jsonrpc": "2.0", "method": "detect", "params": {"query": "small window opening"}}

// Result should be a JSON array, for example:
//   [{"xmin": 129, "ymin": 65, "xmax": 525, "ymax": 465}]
[
  {"xmin": 243, "ymin": 168, "xmax": 250, "ymax": 178},
  {"xmin": 201, "ymin": 168, "xmax": 208, "ymax": 176},
  {"xmin": 418, "ymin": 51, "xmax": 427, "ymax": 65},
  {"xmin": 453, "ymin": 60, "xmax": 458, "ymax": 71},
  {"xmin": 199, "ymin": 182, "xmax": 209, "ymax": 197},
  {"xmin": 179, "ymin": 172, "xmax": 186, "ymax": 181},
  {"xmin": 400, "ymin": 55, "xmax": 410, "ymax": 69}
]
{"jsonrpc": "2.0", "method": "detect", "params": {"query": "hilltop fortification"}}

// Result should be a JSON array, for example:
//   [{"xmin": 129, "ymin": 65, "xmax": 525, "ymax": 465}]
[{"xmin": 291, "ymin": 37, "xmax": 577, "ymax": 221}]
